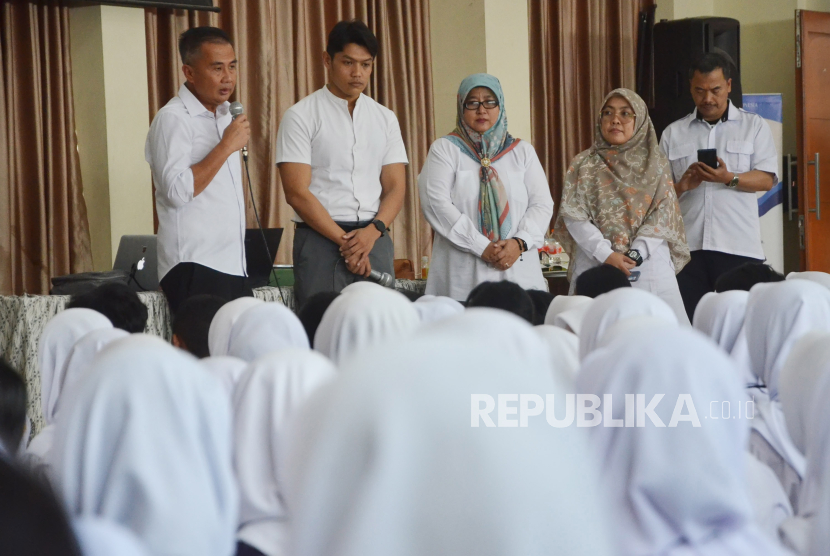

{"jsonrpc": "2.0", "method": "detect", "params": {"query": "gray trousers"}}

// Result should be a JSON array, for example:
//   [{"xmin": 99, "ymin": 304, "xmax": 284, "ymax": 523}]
[{"xmin": 293, "ymin": 221, "xmax": 395, "ymax": 310}]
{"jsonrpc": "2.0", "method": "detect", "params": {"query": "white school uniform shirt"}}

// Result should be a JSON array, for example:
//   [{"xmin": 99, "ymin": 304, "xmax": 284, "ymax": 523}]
[
  {"xmin": 146, "ymin": 84, "xmax": 247, "ymax": 280},
  {"xmin": 275, "ymin": 86, "xmax": 409, "ymax": 222},
  {"xmin": 418, "ymin": 138, "xmax": 554, "ymax": 300},
  {"xmin": 659, "ymin": 101, "xmax": 779, "ymax": 259}
]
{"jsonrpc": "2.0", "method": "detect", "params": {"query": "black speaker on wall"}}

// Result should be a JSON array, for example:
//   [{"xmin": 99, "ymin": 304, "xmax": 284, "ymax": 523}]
[{"xmin": 652, "ymin": 17, "xmax": 742, "ymax": 139}]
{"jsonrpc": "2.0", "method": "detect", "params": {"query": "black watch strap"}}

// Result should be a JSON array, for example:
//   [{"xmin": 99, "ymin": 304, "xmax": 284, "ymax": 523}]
[{"xmin": 371, "ymin": 219, "xmax": 387, "ymax": 235}]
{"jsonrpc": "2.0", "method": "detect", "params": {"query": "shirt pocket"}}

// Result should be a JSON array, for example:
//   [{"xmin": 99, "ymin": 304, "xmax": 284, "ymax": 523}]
[
  {"xmin": 667, "ymin": 142, "xmax": 697, "ymax": 182},
  {"xmin": 451, "ymin": 170, "xmax": 481, "ymax": 206},
  {"xmin": 726, "ymin": 140, "xmax": 754, "ymax": 173},
  {"xmin": 503, "ymin": 170, "xmax": 529, "ymax": 216}
]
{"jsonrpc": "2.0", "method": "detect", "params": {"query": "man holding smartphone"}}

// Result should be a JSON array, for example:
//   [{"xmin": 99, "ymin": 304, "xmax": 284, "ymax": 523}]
[{"xmin": 659, "ymin": 52, "xmax": 778, "ymax": 320}]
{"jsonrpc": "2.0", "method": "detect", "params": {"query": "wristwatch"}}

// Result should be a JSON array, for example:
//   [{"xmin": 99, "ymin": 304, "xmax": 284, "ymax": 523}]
[
  {"xmin": 726, "ymin": 173, "xmax": 740, "ymax": 189},
  {"xmin": 371, "ymin": 219, "xmax": 387, "ymax": 235},
  {"xmin": 625, "ymin": 248, "xmax": 644, "ymax": 267}
]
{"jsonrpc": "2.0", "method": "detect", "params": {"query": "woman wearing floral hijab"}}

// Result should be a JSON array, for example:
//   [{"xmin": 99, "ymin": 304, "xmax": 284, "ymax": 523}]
[
  {"xmin": 554, "ymin": 88, "xmax": 690, "ymax": 324},
  {"xmin": 418, "ymin": 73, "xmax": 553, "ymax": 301}
]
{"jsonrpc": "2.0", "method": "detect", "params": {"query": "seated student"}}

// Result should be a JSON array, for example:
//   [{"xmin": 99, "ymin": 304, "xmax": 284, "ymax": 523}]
[
  {"xmin": 0, "ymin": 359, "xmax": 27, "ymax": 458},
  {"xmin": 297, "ymin": 291, "xmax": 340, "ymax": 348},
  {"xmin": 465, "ymin": 280, "xmax": 535, "ymax": 324},
  {"xmin": 67, "ymin": 282, "xmax": 149, "ymax": 333},
  {"xmin": 526, "ymin": 289, "xmax": 555, "ymax": 326},
  {"xmin": 715, "ymin": 262, "xmax": 784, "ymax": 292},
  {"xmin": 171, "ymin": 294, "xmax": 227, "ymax": 358},
  {"xmin": 574, "ymin": 263, "xmax": 631, "ymax": 299}
]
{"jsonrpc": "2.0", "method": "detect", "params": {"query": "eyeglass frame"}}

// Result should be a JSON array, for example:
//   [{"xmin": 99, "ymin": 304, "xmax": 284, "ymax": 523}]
[
  {"xmin": 463, "ymin": 99, "xmax": 500, "ymax": 111},
  {"xmin": 599, "ymin": 108, "xmax": 636, "ymax": 123}
]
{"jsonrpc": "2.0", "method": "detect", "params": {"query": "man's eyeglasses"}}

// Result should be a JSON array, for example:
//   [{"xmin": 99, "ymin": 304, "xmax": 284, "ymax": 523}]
[
  {"xmin": 600, "ymin": 109, "xmax": 635, "ymax": 123},
  {"xmin": 464, "ymin": 99, "xmax": 500, "ymax": 111}
]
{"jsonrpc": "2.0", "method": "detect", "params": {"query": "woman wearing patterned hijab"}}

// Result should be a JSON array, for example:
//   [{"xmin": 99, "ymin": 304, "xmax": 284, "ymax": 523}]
[
  {"xmin": 418, "ymin": 73, "xmax": 553, "ymax": 301},
  {"xmin": 554, "ymin": 88, "xmax": 691, "ymax": 324}
]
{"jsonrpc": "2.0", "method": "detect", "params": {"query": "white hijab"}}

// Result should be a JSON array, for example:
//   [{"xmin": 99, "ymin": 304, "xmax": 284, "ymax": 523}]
[
  {"xmin": 413, "ymin": 295, "xmax": 465, "ymax": 324},
  {"xmin": 49, "ymin": 335, "xmax": 238, "ymax": 556},
  {"xmin": 201, "ymin": 355, "xmax": 248, "ymax": 398},
  {"xmin": 544, "ymin": 294, "xmax": 592, "ymax": 334},
  {"xmin": 233, "ymin": 349, "xmax": 337, "ymax": 556},
  {"xmin": 37, "ymin": 308, "xmax": 112, "ymax": 427},
  {"xmin": 578, "ymin": 288, "xmax": 678, "ymax": 360},
  {"xmin": 314, "ymin": 288, "xmax": 420, "ymax": 364},
  {"xmin": 693, "ymin": 290, "xmax": 749, "ymax": 354},
  {"xmin": 743, "ymin": 281, "xmax": 830, "ymax": 479},
  {"xmin": 208, "ymin": 296, "xmax": 263, "ymax": 356},
  {"xmin": 577, "ymin": 327, "xmax": 787, "ymax": 556},
  {"xmin": 787, "ymin": 271, "xmax": 830, "ymax": 290},
  {"xmin": 806, "ymin": 368, "xmax": 830, "ymax": 556},
  {"xmin": 74, "ymin": 517, "xmax": 150, "ymax": 556},
  {"xmin": 227, "ymin": 303, "xmax": 310, "ymax": 362},
  {"xmin": 284, "ymin": 308, "xmax": 613, "ymax": 556},
  {"xmin": 533, "ymin": 324, "xmax": 579, "ymax": 381}
]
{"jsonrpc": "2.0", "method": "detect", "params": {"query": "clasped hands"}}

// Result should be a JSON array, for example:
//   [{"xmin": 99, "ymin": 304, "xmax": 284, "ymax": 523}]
[
  {"xmin": 482, "ymin": 239, "xmax": 522, "ymax": 271},
  {"xmin": 339, "ymin": 225, "xmax": 381, "ymax": 277},
  {"xmin": 678, "ymin": 156, "xmax": 733, "ymax": 194}
]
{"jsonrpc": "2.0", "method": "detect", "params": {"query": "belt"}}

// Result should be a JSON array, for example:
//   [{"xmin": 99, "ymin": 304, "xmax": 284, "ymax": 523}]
[{"xmin": 295, "ymin": 220, "xmax": 373, "ymax": 233}]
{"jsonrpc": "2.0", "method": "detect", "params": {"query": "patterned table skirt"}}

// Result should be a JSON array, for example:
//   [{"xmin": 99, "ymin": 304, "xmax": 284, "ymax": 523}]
[{"xmin": 0, "ymin": 281, "xmax": 425, "ymax": 437}]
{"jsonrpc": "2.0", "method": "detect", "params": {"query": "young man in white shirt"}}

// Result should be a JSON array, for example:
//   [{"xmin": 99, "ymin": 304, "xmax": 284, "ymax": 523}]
[
  {"xmin": 146, "ymin": 27, "xmax": 251, "ymax": 314},
  {"xmin": 276, "ymin": 20, "xmax": 408, "ymax": 309},
  {"xmin": 659, "ymin": 53, "xmax": 778, "ymax": 321}
]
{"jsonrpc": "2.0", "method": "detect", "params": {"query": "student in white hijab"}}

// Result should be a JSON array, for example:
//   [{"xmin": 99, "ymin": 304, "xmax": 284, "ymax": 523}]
[
  {"xmin": 533, "ymin": 325, "xmax": 579, "ymax": 381},
  {"xmin": 283, "ymin": 308, "xmax": 613, "ymax": 556},
  {"xmin": 805, "ymin": 368, "xmax": 830, "ymax": 556},
  {"xmin": 413, "ymin": 294, "xmax": 465, "ymax": 324},
  {"xmin": 233, "ymin": 349, "xmax": 336, "ymax": 556},
  {"xmin": 777, "ymin": 332, "xmax": 830, "ymax": 553},
  {"xmin": 28, "ymin": 308, "xmax": 112, "ymax": 460},
  {"xmin": 313, "ymin": 287, "xmax": 420, "ymax": 364},
  {"xmin": 208, "ymin": 296, "xmax": 263, "ymax": 356},
  {"xmin": 227, "ymin": 303, "xmax": 310, "ymax": 363},
  {"xmin": 578, "ymin": 288, "xmax": 677, "ymax": 360},
  {"xmin": 693, "ymin": 290, "xmax": 749, "ymax": 354},
  {"xmin": 577, "ymin": 327, "xmax": 789, "ymax": 556},
  {"xmin": 543, "ymin": 294, "xmax": 592, "ymax": 335},
  {"xmin": 786, "ymin": 271, "xmax": 830, "ymax": 290},
  {"xmin": 74, "ymin": 517, "xmax": 150, "ymax": 556},
  {"xmin": 201, "ymin": 356, "xmax": 248, "ymax": 399},
  {"xmin": 743, "ymin": 280, "xmax": 830, "ymax": 509},
  {"xmin": 49, "ymin": 335, "xmax": 238, "ymax": 556}
]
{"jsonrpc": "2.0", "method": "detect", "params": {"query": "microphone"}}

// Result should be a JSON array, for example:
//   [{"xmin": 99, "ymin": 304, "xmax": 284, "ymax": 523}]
[
  {"xmin": 366, "ymin": 269, "xmax": 395, "ymax": 288},
  {"xmin": 228, "ymin": 101, "xmax": 248, "ymax": 160}
]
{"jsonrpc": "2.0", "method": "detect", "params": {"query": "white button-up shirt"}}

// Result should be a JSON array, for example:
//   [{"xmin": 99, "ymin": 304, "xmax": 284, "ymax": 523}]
[
  {"xmin": 659, "ymin": 101, "xmax": 778, "ymax": 259},
  {"xmin": 145, "ymin": 84, "xmax": 247, "ymax": 280},
  {"xmin": 275, "ymin": 86, "xmax": 409, "ymax": 222}
]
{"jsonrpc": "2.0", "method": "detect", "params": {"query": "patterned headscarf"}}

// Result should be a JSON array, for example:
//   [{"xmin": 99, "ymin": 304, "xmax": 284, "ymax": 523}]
[
  {"xmin": 445, "ymin": 73, "xmax": 520, "ymax": 241},
  {"xmin": 554, "ymin": 88, "xmax": 689, "ymax": 276}
]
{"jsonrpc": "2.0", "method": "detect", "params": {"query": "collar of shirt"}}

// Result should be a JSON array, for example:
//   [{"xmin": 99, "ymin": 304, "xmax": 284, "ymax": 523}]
[
  {"xmin": 321, "ymin": 84, "xmax": 363, "ymax": 112},
  {"xmin": 178, "ymin": 83, "xmax": 230, "ymax": 119},
  {"xmin": 691, "ymin": 100, "xmax": 740, "ymax": 126}
]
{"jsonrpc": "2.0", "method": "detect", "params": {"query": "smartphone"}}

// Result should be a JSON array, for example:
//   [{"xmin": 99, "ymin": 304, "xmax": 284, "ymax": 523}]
[
  {"xmin": 697, "ymin": 148, "xmax": 719, "ymax": 169},
  {"xmin": 628, "ymin": 270, "xmax": 641, "ymax": 282}
]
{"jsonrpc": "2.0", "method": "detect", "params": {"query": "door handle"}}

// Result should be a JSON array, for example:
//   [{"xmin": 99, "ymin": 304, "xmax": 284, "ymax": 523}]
[
  {"xmin": 787, "ymin": 154, "xmax": 794, "ymax": 221},
  {"xmin": 808, "ymin": 153, "xmax": 821, "ymax": 220}
]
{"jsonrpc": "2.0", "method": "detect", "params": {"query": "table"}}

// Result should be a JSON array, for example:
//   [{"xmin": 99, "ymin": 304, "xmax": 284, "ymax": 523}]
[{"xmin": 1, "ymin": 280, "xmax": 425, "ymax": 437}]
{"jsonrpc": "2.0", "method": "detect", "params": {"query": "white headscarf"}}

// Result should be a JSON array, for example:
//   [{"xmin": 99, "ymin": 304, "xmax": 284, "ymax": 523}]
[
  {"xmin": 227, "ymin": 303, "xmax": 310, "ymax": 362},
  {"xmin": 578, "ymin": 288, "xmax": 678, "ymax": 360},
  {"xmin": 787, "ymin": 271, "xmax": 830, "ymax": 290},
  {"xmin": 208, "ymin": 296, "xmax": 263, "ymax": 356},
  {"xmin": 74, "ymin": 517, "xmax": 151, "ymax": 556},
  {"xmin": 201, "ymin": 355, "xmax": 248, "ymax": 398},
  {"xmin": 693, "ymin": 290, "xmax": 749, "ymax": 354},
  {"xmin": 49, "ymin": 335, "xmax": 238, "ymax": 556},
  {"xmin": 743, "ymin": 280, "xmax": 830, "ymax": 480},
  {"xmin": 806, "ymin": 368, "xmax": 830, "ymax": 556},
  {"xmin": 544, "ymin": 295, "xmax": 592, "ymax": 334},
  {"xmin": 284, "ymin": 308, "xmax": 613, "ymax": 556},
  {"xmin": 314, "ymin": 288, "xmax": 420, "ymax": 364},
  {"xmin": 533, "ymin": 325, "xmax": 579, "ymax": 381},
  {"xmin": 577, "ymin": 327, "xmax": 787, "ymax": 556},
  {"xmin": 339, "ymin": 281, "xmax": 387, "ymax": 296},
  {"xmin": 413, "ymin": 295, "xmax": 465, "ymax": 324},
  {"xmin": 233, "ymin": 349, "xmax": 337, "ymax": 556},
  {"xmin": 37, "ymin": 308, "xmax": 112, "ymax": 427}
]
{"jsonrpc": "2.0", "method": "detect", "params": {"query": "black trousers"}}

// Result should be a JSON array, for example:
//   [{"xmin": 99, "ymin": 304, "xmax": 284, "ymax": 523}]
[
  {"xmin": 160, "ymin": 262, "xmax": 252, "ymax": 315},
  {"xmin": 676, "ymin": 249, "xmax": 764, "ymax": 322}
]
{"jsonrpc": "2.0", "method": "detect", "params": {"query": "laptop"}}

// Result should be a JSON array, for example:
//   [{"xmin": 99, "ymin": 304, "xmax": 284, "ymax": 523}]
[
  {"xmin": 245, "ymin": 228, "xmax": 284, "ymax": 288},
  {"xmin": 113, "ymin": 235, "xmax": 159, "ymax": 292}
]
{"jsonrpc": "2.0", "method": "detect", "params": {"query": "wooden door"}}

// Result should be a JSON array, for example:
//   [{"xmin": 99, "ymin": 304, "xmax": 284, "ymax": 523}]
[{"xmin": 797, "ymin": 10, "xmax": 830, "ymax": 271}]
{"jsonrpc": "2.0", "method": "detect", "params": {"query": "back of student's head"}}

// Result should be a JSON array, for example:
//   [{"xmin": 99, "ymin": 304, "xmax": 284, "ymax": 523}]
[
  {"xmin": 67, "ymin": 282, "xmax": 148, "ymax": 333},
  {"xmin": 326, "ymin": 19, "xmax": 378, "ymax": 59},
  {"xmin": 172, "ymin": 295, "xmax": 227, "ymax": 359},
  {"xmin": 526, "ymin": 290, "xmax": 555, "ymax": 326},
  {"xmin": 465, "ymin": 281, "xmax": 534, "ymax": 323},
  {"xmin": 0, "ymin": 458, "xmax": 83, "ymax": 555},
  {"xmin": 0, "ymin": 359, "xmax": 26, "ymax": 457},
  {"xmin": 298, "ymin": 291, "xmax": 341, "ymax": 348},
  {"xmin": 575, "ymin": 264, "xmax": 631, "ymax": 298},
  {"xmin": 715, "ymin": 262, "xmax": 785, "ymax": 293}
]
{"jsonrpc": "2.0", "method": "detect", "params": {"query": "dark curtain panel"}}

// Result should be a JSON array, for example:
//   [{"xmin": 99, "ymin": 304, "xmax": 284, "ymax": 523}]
[
  {"xmin": 0, "ymin": 1, "xmax": 93, "ymax": 295},
  {"xmin": 145, "ymin": 0, "xmax": 435, "ymax": 265},
  {"xmin": 528, "ymin": 0, "xmax": 655, "ymax": 220}
]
